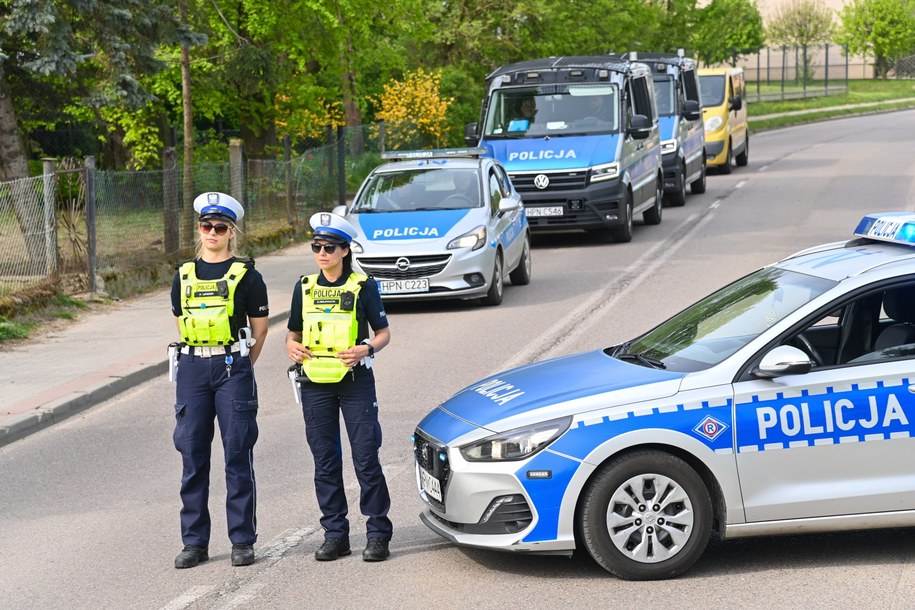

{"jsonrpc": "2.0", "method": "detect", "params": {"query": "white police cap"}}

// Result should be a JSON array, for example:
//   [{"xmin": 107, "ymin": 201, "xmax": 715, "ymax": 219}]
[
  {"xmin": 194, "ymin": 192, "xmax": 244, "ymax": 223},
  {"xmin": 310, "ymin": 211, "xmax": 358, "ymax": 244}
]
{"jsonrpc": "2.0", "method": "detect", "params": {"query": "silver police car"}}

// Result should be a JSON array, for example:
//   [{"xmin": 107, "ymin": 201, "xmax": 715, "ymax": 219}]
[
  {"xmin": 336, "ymin": 148, "xmax": 531, "ymax": 305},
  {"xmin": 413, "ymin": 212, "xmax": 915, "ymax": 579}
]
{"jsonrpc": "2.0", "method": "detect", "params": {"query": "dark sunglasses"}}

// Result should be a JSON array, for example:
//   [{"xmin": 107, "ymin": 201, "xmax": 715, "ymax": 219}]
[
  {"xmin": 311, "ymin": 242, "xmax": 340, "ymax": 254},
  {"xmin": 199, "ymin": 222, "xmax": 230, "ymax": 236}
]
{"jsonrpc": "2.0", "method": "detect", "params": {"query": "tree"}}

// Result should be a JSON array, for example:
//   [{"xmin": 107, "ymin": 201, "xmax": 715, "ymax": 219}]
[
  {"xmin": 0, "ymin": 0, "xmax": 186, "ymax": 268},
  {"xmin": 692, "ymin": 0, "xmax": 766, "ymax": 66},
  {"xmin": 767, "ymin": 0, "xmax": 835, "ymax": 82},
  {"xmin": 836, "ymin": 0, "xmax": 915, "ymax": 78}
]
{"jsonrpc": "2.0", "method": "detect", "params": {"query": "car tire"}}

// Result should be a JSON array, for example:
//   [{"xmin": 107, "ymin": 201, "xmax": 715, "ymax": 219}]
[
  {"xmin": 480, "ymin": 252, "xmax": 504, "ymax": 306},
  {"xmin": 580, "ymin": 450, "xmax": 713, "ymax": 581},
  {"xmin": 690, "ymin": 158, "xmax": 707, "ymax": 194},
  {"xmin": 642, "ymin": 175, "xmax": 663, "ymax": 225},
  {"xmin": 508, "ymin": 233, "xmax": 532, "ymax": 286},
  {"xmin": 609, "ymin": 191, "xmax": 633, "ymax": 243},
  {"xmin": 735, "ymin": 134, "xmax": 749, "ymax": 167},
  {"xmin": 719, "ymin": 140, "xmax": 733, "ymax": 175},
  {"xmin": 667, "ymin": 163, "xmax": 687, "ymax": 207}
]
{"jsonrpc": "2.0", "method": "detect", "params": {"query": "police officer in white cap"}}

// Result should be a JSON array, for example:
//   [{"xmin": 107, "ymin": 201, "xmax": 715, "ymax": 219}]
[
  {"xmin": 285, "ymin": 211, "xmax": 394, "ymax": 562},
  {"xmin": 170, "ymin": 192, "xmax": 269, "ymax": 569}
]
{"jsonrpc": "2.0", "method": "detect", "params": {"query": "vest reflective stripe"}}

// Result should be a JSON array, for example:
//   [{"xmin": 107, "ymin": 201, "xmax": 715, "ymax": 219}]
[
  {"xmin": 301, "ymin": 272, "xmax": 367, "ymax": 383},
  {"xmin": 178, "ymin": 260, "xmax": 250, "ymax": 346}
]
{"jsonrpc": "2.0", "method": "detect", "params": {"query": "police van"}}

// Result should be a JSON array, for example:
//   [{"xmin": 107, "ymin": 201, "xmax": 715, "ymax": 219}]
[
  {"xmin": 464, "ymin": 56, "xmax": 663, "ymax": 243},
  {"xmin": 413, "ymin": 212, "xmax": 915, "ymax": 580},
  {"xmin": 619, "ymin": 51, "xmax": 706, "ymax": 206}
]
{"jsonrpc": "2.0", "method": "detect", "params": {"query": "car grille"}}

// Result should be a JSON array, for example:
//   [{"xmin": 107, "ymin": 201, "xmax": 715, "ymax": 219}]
[
  {"xmin": 357, "ymin": 255, "xmax": 450, "ymax": 280},
  {"xmin": 413, "ymin": 429, "xmax": 450, "ymax": 512},
  {"xmin": 427, "ymin": 496, "xmax": 533, "ymax": 535},
  {"xmin": 509, "ymin": 170, "xmax": 588, "ymax": 192}
]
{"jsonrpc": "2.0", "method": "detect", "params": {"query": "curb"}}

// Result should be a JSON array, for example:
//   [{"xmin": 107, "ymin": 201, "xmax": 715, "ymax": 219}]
[{"xmin": 0, "ymin": 310, "xmax": 291, "ymax": 449}]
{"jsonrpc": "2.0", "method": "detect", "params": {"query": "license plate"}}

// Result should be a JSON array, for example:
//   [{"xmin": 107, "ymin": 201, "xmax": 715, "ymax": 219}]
[
  {"xmin": 420, "ymin": 466, "xmax": 443, "ymax": 502},
  {"xmin": 526, "ymin": 206, "xmax": 564, "ymax": 217},
  {"xmin": 378, "ymin": 278, "xmax": 429, "ymax": 294}
]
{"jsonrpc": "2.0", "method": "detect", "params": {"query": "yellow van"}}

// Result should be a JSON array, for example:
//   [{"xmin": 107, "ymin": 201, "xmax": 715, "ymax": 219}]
[{"xmin": 698, "ymin": 67, "xmax": 749, "ymax": 174}]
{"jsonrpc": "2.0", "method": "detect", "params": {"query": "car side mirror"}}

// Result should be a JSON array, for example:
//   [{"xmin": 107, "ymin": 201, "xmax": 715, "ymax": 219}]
[
  {"xmin": 729, "ymin": 95, "xmax": 743, "ymax": 111},
  {"xmin": 464, "ymin": 122, "xmax": 480, "ymax": 146},
  {"xmin": 332, "ymin": 204, "xmax": 347, "ymax": 216},
  {"xmin": 753, "ymin": 345, "xmax": 812, "ymax": 379},
  {"xmin": 498, "ymin": 195, "xmax": 521, "ymax": 214},
  {"xmin": 683, "ymin": 100, "xmax": 701, "ymax": 121},
  {"xmin": 628, "ymin": 114, "xmax": 652, "ymax": 140}
]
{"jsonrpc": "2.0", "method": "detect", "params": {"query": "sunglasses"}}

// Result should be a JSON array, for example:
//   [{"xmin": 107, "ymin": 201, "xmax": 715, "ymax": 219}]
[
  {"xmin": 199, "ymin": 222, "xmax": 230, "ymax": 236},
  {"xmin": 311, "ymin": 242, "xmax": 342, "ymax": 254}
]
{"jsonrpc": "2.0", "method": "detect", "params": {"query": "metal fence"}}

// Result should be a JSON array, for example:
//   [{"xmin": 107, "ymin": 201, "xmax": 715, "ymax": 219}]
[
  {"xmin": 735, "ymin": 43, "xmax": 866, "ymax": 102},
  {"xmin": 0, "ymin": 125, "xmax": 387, "ymax": 304}
]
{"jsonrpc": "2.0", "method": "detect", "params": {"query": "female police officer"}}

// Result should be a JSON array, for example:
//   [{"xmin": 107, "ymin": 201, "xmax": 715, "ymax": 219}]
[
  {"xmin": 171, "ymin": 192, "xmax": 269, "ymax": 569},
  {"xmin": 285, "ymin": 212, "xmax": 393, "ymax": 562}
]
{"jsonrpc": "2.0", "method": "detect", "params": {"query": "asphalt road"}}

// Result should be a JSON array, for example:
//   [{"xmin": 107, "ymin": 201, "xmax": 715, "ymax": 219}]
[{"xmin": 2, "ymin": 110, "xmax": 915, "ymax": 609}]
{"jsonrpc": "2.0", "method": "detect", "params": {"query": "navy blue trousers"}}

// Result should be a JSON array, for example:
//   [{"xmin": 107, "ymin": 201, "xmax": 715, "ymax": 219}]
[
  {"xmin": 300, "ymin": 365, "xmax": 393, "ymax": 540},
  {"xmin": 173, "ymin": 353, "xmax": 259, "ymax": 547}
]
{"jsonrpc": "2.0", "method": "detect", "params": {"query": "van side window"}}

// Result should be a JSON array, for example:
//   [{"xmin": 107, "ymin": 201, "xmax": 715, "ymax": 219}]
[
  {"xmin": 682, "ymin": 70, "xmax": 700, "ymax": 105},
  {"xmin": 629, "ymin": 76, "xmax": 653, "ymax": 119}
]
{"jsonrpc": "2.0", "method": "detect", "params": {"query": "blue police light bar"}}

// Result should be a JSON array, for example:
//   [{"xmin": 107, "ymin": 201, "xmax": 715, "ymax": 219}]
[
  {"xmin": 854, "ymin": 212, "xmax": 915, "ymax": 246},
  {"xmin": 381, "ymin": 147, "xmax": 488, "ymax": 160}
]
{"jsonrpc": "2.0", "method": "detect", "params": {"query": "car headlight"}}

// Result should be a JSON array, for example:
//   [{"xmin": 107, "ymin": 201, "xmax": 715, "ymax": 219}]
[
  {"xmin": 704, "ymin": 116, "xmax": 723, "ymax": 133},
  {"xmin": 590, "ymin": 161, "xmax": 620, "ymax": 183},
  {"xmin": 447, "ymin": 225, "xmax": 486, "ymax": 250},
  {"xmin": 661, "ymin": 139, "xmax": 677, "ymax": 155},
  {"xmin": 460, "ymin": 416, "xmax": 572, "ymax": 462},
  {"xmin": 349, "ymin": 240, "xmax": 364, "ymax": 254}
]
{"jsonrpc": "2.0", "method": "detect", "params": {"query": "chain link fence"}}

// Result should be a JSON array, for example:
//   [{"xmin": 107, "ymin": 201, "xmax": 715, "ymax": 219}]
[{"xmin": 0, "ymin": 125, "xmax": 391, "ymax": 305}]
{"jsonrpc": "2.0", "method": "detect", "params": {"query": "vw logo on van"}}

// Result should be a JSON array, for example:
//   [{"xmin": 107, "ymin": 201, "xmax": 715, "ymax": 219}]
[
  {"xmin": 396, "ymin": 257, "xmax": 411, "ymax": 271},
  {"xmin": 533, "ymin": 174, "xmax": 550, "ymax": 190}
]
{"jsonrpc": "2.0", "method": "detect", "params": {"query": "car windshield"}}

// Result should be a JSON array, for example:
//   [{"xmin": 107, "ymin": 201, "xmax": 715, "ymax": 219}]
[
  {"xmin": 351, "ymin": 168, "xmax": 483, "ymax": 212},
  {"xmin": 653, "ymin": 77, "xmax": 676, "ymax": 117},
  {"xmin": 482, "ymin": 84, "xmax": 619, "ymax": 138},
  {"xmin": 699, "ymin": 75, "xmax": 726, "ymax": 107},
  {"xmin": 617, "ymin": 267, "xmax": 837, "ymax": 372}
]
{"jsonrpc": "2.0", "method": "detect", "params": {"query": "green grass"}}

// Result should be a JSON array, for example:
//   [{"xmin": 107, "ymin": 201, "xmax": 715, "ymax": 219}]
[
  {"xmin": 0, "ymin": 317, "xmax": 36, "ymax": 341},
  {"xmin": 749, "ymin": 79, "xmax": 915, "ymax": 131}
]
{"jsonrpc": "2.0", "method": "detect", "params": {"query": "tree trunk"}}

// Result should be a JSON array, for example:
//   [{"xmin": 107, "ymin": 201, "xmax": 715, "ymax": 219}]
[
  {"xmin": 179, "ymin": 0, "xmax": 195, "ymax": 250},
  {"xmin": 0, "ymin": 73, "xmax": 49, "ymax": 269}
]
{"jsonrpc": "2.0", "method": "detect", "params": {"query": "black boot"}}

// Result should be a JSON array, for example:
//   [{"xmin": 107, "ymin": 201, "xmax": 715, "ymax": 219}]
[
  {"xmin": 314, "ymin": 538, "xmax": 351, "ymax": 561},
  {"xmin": 231, "ymin": 543, "xmax": 255, "ymax": 566},
  {"xmin": 174, "ymin": 545, "xmax": 208, "ymax": 569},
  {"xmin": 362, "ymin": 539, "xmax": 390, "ymax": 562}
]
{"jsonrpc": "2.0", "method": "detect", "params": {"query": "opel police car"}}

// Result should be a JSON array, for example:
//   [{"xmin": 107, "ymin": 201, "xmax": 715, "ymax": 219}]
[
  {"xmin": 413, "ymin": 212, "xmax": 915, "ymax": 580},
  {"xmin": 335, "ymin": 148, "xmax": 531, "ymax": 306}
]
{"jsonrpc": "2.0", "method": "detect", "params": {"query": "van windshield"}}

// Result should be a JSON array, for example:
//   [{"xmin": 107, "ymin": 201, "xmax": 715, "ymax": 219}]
[
  {"xmin": 652, "ymin": 77, "xmax": 676, "ymax": 117},
  {"xmin": 699, "ymin": 75, "xmax": 726, "ymax": 107},
  {"xmin": 482, "ymin": 84, "xmax": 620, "ymax": 138}
]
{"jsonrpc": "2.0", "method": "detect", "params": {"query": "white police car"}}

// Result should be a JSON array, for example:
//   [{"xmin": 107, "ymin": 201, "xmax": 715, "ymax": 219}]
[
  {"xmin": 336, "ymin": 148, "xmax": 531, "ymax": 306},
  {"xmin": 413, "ymin": 212, "xmax": 915, "ymax": 580}
]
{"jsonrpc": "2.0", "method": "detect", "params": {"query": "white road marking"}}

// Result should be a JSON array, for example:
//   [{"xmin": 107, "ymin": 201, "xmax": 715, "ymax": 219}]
[{"xmin": 159, "ymin": 586, "xmax": 217, "ymax": 610}]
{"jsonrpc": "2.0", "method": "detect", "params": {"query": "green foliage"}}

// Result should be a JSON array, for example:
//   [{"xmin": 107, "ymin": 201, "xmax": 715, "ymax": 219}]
[
  {"xmin": 836, "ymin": 0, "xmax": 915, "ymax": 78},
  {"xmin": 692, "ymin": 0, "xmax": 766, "ymax": 65},
  {"xmin": 0, "ymin": 318, "xmax": 34, "ymax": 341}
]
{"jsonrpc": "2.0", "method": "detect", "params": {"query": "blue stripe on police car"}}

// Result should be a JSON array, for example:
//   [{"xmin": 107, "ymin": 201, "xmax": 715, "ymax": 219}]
[{"xmin": 354, "ymin": 209, "xmax": 470, "ymax": 241}]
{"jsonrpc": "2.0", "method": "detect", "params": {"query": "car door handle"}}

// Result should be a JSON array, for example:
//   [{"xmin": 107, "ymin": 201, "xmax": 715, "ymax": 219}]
[{"xmin": 909, "ymin": 384, "xmax": 915, "ymax": 394}]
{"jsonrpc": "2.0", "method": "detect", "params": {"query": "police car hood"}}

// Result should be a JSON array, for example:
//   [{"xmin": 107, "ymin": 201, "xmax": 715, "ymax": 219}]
[
  {"xmin": 485, "ymin": 135, "xmax": 619, "ymax": 172},
  {"xmin": 419, "ymin": 349, "xmax": 684, "ymax": 442},
  {"xmin": 350, "ymin": 209, "xmax": 472, "ymax": 243}
]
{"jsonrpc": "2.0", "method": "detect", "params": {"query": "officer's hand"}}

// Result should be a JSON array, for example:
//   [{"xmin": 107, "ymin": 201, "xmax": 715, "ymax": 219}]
[
  {"xmin": 287, "ymin": 339, "xmax": 311, "ymax": 362},
  {"xmin": 336, "ymin": 345, "xmax": 367, "ymax": 367}
]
